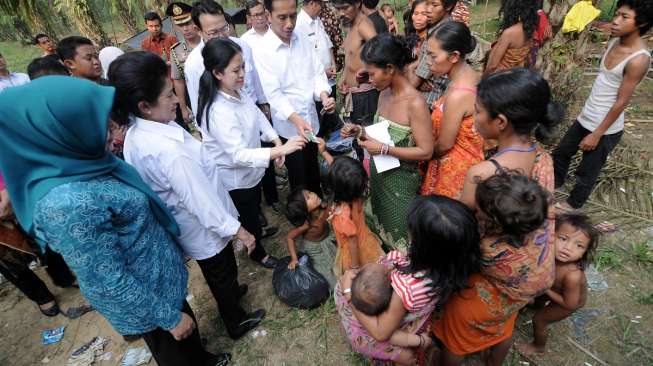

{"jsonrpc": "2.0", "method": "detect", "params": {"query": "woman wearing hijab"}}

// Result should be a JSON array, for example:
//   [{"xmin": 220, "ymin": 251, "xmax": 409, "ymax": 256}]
[{"xmin": 0, "ymin": 76, "xmax": 230, "ymax": 366}]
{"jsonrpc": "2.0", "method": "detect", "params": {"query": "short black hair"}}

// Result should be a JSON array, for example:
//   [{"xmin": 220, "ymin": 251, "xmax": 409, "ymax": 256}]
[
  {"xmin": 555, "ymin": 212, "xmax": 600, "ymax": 269},
  {"xmin": 285, "ymin": 188, "xmax": 310, "ymax": 226},
  {"xmin": 144, "ymin": 11, "xmax": 162, "ymax": 24},
  {"xmin": 617, "ymin": 0, "xmax": 653, "ymax": 34},
  {"xmin": 56, "ymin": 36, "xmax": 93, "ymax": 62},
  {"xmin": 331, "ymin": 0, "xmax": 361, "ymax": 6},
  {"xmin": 33, "ymin": 33, "xmax": 49, "ymax": 45},
  {"xmin": 476, "ymin": 170, "xmax": 550, "ymax": 247},
  {"xmin": 362, "ymin": 0, "xmax": 379, "ymax": 9},
  {"xmin": 191, "ymin": 0, "xmax": 225, "ymax": 30},
  {"xmin": 351, "ymin": 264, "xmax": 393, "ymax": 316},
  {"xmin": 442, "ymin": 0, "xmax": 458, "ymax": 13},
  {"xmin": 264, "ymin": 0, "xmax": 298, "ymax": 12},
  {"xmin": 246, "ymin": 0, "xmax": 264, "ymax": 15},
  {"xmin": 328, "ymin": 156, "xmax": 368, "ymax": 203},
  {"xmin": 27, "ymin": 55, "xmax": 69, "ymax": 79}
]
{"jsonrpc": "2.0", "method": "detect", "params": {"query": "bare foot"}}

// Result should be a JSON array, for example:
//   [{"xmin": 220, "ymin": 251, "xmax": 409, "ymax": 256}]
[{"xmin": 515, "ymin": 342, "xmax": 544, "ymax": 357}]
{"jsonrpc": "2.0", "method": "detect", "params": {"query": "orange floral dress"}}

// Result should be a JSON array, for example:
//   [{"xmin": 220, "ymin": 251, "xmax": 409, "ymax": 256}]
[
  {"xmin": 420, "ymin": 89, "xmax": 484, "ymax": 198},
  {"xmin": 330, "ymin": 199, "xmax": 385, "ymax": 278},
  {"xmin": 432, "ymin": 148, "xmax": 556, "ymax": 356}
]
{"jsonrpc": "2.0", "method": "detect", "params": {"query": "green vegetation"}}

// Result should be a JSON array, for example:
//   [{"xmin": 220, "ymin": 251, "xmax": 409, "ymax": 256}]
[{"xmin": 0, "ymin": 41, "xmax": 42, "ymax": 73}]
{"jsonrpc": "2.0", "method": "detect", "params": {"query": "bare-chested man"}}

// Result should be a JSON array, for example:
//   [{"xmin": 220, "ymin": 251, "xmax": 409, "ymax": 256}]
[{"xmin": 333, "ymin": 0, "xmax": 378, "ymax": 126}]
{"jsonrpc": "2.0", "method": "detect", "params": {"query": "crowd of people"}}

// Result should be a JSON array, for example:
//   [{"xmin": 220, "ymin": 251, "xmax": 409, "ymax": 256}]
[{"xmin": 0, "ymin": 0, "xmax": 651, "ymax": 365}]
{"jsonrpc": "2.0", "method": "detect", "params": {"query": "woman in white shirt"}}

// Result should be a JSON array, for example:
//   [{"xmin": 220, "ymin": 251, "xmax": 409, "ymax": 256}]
[
  {"xmin": 110, "ymin": 51, "xmax": 266, "ymax": 342},
  {"xmin": 197, "ymin": 38, "xmax": 305, "ymax": 269}
]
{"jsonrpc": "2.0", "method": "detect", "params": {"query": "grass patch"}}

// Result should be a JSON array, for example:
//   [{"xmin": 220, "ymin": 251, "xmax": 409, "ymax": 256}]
[
  {"xmin": 638, "ymin": 292, "xmax": 653, "ymax": 305},
  {"xmin": 0, "ymin": 41, "xmax": 42, "ymax": 73},
  {"xmin": 630, "ymin": 242, "xmax": 653, "ymax": 265},
  {"xmin": 595, "ymin": 247, "xmax": 622, "ymax": 271}
]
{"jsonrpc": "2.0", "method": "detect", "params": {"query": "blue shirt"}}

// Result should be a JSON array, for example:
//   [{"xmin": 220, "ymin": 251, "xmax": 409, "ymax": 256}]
[{"xmin": 33, "ymin": 176, "xmax": 188, "ymax": 335}]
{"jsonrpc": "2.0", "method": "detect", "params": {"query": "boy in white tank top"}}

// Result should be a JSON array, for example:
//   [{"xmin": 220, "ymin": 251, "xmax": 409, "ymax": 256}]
[{"xmin": 553, "ymin": 0, "xmax": 651, "ymax": 211}]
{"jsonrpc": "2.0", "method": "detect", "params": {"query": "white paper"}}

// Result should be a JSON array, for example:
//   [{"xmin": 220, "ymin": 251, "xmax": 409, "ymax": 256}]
[{"xmin": 365, "ymin": 121, "xmax": 400, "ymax": 173}]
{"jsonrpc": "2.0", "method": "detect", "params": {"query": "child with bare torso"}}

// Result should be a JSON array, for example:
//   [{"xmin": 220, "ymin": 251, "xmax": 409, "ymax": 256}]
[{"xmin": 517, "ymin": 213, "xmax": 600, "ymax": 356}]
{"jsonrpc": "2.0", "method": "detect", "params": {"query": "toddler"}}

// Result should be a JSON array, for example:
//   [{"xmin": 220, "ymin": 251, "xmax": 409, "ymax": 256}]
[
  {"xmin": 380, "ymin": 4, "xmax": 399, "ymax": 34},
  {"xmin": 285, "ymin": 187, "xmax": 337, "ymax": 287},
  {"xmin": 328, "ymin": 156, "xmax": 385, "ymax": 278},
  {"xmin": 517, "ymin": 212, "xmax": 599, "ymax": 356}
]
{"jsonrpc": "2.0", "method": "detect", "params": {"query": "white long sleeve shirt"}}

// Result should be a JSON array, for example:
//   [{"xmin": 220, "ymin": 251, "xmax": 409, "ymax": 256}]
[
  {"xmin": 240, "ymin": 27, "xmax": 268, "ymax": 51},
  {"xmin": 201, "ymin": 90, "xmax": 279, "ymax": 191},
  {"xmin": 295, "ymin": 9, "xmax": 334, "ymax": 84},
  {"xmin": 123, "ymin": 117, "xmax": 241, "ymax": 260},
  {"xmin": 251, "ymin": 30, "xmax": 331, "ymax": 139},
  {"xmin": 185, "ymin": 37, "xmax": 266, "ymax": 115}
]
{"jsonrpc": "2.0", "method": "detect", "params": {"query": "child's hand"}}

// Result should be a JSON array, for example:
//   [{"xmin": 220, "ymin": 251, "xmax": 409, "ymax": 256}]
[
  {"xmin": 316, "ymin": 137, "xmax": 327, "ymax": 154},
  {"xmin": 340, "ymin": 268, "xmax": 359, "ymax": 291},
  {"xmin": 288, "ymin": 258, "xmax": 299, "ymax": 270}
]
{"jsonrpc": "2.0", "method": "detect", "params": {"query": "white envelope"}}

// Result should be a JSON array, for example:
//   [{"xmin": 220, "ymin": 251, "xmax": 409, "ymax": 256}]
[{"xmin": 365, "ymin": 121, "xmax": 401, "ymax": 173}]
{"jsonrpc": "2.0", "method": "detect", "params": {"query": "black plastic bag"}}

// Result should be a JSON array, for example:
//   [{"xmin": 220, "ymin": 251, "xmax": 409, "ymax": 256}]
[{"xmin": 272, "ymin": 253, "xmax": 330, "ymax": 309}]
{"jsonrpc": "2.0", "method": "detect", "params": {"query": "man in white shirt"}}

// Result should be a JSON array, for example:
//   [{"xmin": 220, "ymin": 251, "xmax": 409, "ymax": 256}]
[
  {"xmin": 185, "ymin": 0, "xmax": 266, "ymax": 115},
  {"xmin": 0, "ymin": 52, "xmax": 30, "ymax": 92},
  {"xmin": 295, "ymin": 0, "xmax": 340, "ymax": 136},
  {"xmin": 254, "ymin": 0, "xmax": 336, "ymax": 195},
  {"xmin": 241, "ymin": 0, "xmax": 270, "ymax": 50}
]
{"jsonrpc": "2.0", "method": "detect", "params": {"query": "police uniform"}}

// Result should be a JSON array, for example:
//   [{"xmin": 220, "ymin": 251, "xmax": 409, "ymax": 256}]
[{"xmin": 166, "ymin": 2, "xmax": 195, "ymax": 81}]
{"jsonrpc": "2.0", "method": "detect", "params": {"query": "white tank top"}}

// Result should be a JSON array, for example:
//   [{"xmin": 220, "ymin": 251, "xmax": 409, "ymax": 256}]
[{"xmin": 577, "ymin": 38, "xmax": 650, "ymax": 135}]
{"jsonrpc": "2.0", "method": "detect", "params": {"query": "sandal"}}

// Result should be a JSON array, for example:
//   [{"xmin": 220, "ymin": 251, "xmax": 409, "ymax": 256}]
[{"xmin": 39, "ymin": 301, "xmax": 60, "ymax": 317}]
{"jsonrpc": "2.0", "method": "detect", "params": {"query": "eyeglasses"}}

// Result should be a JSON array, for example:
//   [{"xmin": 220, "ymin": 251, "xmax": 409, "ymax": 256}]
[
  {"xmin": 251, "ymin": 11, "xmax": 266, "ymax": 19},
  {"xmin": 205, "ymin": 24, "xmax": 231, "ymax": 37}
]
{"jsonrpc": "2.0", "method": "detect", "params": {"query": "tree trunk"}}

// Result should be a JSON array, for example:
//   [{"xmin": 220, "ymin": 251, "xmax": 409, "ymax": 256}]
[
  {"xmin": 536, "ymin": 0, "xmax": 594, "ymax": 102},
  {"xmin": 12, "ymin": 17, "xmax": 33, "ymax": 43},
  {"xmin": 66, "ymin": 0, "xmax": 112, "ymax": 48}
]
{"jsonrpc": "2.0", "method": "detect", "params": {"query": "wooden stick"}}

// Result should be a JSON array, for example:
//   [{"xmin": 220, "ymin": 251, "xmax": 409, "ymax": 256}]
[{"xmin": 566, "ymin": 336, "xmax": 610, "ymax": 366}]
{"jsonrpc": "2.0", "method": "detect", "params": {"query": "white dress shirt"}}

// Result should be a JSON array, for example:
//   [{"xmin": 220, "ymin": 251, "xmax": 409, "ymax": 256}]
[
  {"xmin": 0, "ymin": 72, "xmax": 29, "ymax": 92},
  {"xmin": 201, "ymin": 90, "xmax": 279, "ymax": 191},
  {"xmin": 240, "ymin": 27, "xmax": 268, "ymax": 50},
  {"xmin": 123, "ymin": 117, "xmax": 241, "ymax": 260},
  {"xmin": 185, "ymin": 37, "xmax": 266, "ymax": 115},
  {"xmin": 251, "ymin": 30, "xmax": 331, "ymax": 139},
  {"xmin": 295, "ymin": 9, "xmax": 335, "ymax": 86}
]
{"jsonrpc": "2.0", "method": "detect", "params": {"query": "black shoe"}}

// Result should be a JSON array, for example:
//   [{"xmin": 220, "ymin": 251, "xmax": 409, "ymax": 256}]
[
  {"xmin": 39, "ymin": 302, "xmax": 60, "ymax": 317},
  {"xmin": 261, "ymin": 226, "xmax": 278, "ymax": 239},
  {"xmin": 259, "ymin": 212, "xmax": 268, "ymax": 228},
  {"xmin": 227, "ymin": 309, "xmax": 266, "ymax": 340},
  {"xmin": 238, "ymin": 284, "xmax": 248, "ymax": 300},
  {"xmin": 259, "ymin": 256, "xmax": 279, "ymax": 269}
]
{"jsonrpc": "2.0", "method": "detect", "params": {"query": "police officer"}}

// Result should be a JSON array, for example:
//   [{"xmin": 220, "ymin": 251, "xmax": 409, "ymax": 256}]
[{"xmin": 166, "ymin": 2, "xmax": 202, "ymax": 128}]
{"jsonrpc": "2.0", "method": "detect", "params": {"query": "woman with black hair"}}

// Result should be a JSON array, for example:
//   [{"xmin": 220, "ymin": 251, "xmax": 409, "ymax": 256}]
[
  {"xmin": 336, "ymin": 195, "xmax": 481, "ymax": 365},
  {"xmin": 420, "ymin": 21, "xmax": 483, "ymax": 199},
  {"xmin": 404, "ymin": 0, "xmax": 430, "ymax": 55},
  {"xmin": 196, "ymin": 38, "xmax": 306, "ymax": 270},
  {"xmin": 341, "ymin": 33, "xmax": 433, "ymax": 251},
  {"xmin": 485, "ymin": 0, "xmax": 539, "ymax": 73},
  {"xmin": 112, "ymin": 51, "xmax": 267, "ymax": 342}
]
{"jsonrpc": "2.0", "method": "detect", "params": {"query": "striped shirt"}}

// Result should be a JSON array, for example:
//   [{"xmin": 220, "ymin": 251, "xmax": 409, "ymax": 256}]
[{"xmin": 384, "ymin": 251, "xmax": 437, "ymax": 312}]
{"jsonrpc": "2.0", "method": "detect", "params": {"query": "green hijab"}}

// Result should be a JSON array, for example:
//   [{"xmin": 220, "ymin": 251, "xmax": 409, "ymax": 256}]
[{"xmin": 0, "ymin": 76, "xmax": 180, "ymax": 241}]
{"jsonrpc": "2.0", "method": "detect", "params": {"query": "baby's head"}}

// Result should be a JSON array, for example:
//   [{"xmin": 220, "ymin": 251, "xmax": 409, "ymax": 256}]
[
  {"xmin": 476, "ymin": 171, "xmax": 549, "ymax": 247},
  {"xmin": 380, "ymin": 3, "xmax": 394, "ymax": 18},
  {"xmin": 351, "ymin": 263, "xmax": 393, "ymax": 316},
  {"xmin": 285, "ymin": 187, "xmax": 322, "ymax": 226},
  {"xmin": 555, "ymin": 213, "xmax": 599, "ymax": 269}
]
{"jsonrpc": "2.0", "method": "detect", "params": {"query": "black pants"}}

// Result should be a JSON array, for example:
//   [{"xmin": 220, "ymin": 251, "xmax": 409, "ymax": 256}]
[
  {"xmin": 229, "ymin": 184, "xmax": 268, "ymax": 262},
  {"xmin": 281, "ymin": 137, "xmax": 323, "ymax": 196},
  {"xmin": 315, "ymin": 85, "xmax": 341, "ymax": 138},
  {"xmin": 0, "ymin": 254, "xmax": 54, "ymax": 305},
  {"xmin": 141, "ymin": 301, "xmax": 217, "ymax": 366},
  {"xmin": 196, "ymin": 243, "xmax": 247, "ymax": 331},
  {"xmin": 260, "ymin": 141, "xmax": 279, "ymax": 206},
  {"xmin": 43, "ymin": 247, "xmax": 76, "ymax": 288},
  {"xmin": 553, "ymin": 120, "xmax": 623, "ymax": 208}
]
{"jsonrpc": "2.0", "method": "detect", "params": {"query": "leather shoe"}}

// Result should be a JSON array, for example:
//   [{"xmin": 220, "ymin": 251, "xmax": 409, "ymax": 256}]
[
  {"xmin": 259, "ymin": 255, "xmax": 279, "ymax": 269},
  {"xmin": 261, "ymin": 226, "xmax": 278, "ymax": 239},
  {"xmin": 237, "ymin": 284, "xmax": 248, "ymax": 300},
  {"xmin": 227, "ymin": 309, "xmax": 266, "ymax": 340}
]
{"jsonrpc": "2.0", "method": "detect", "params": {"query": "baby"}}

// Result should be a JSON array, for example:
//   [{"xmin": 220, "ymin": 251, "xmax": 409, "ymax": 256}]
[
  {"xmin": 517, "ymin": 212, "xmax": 599, "ymax": 356},
  {"xmin": 380, "ymin": 4, "xmax": 399, "ymax": 35},
  {"xmin": 351, "ymin": 263, "xmax": 432, "ymax": 352}
]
